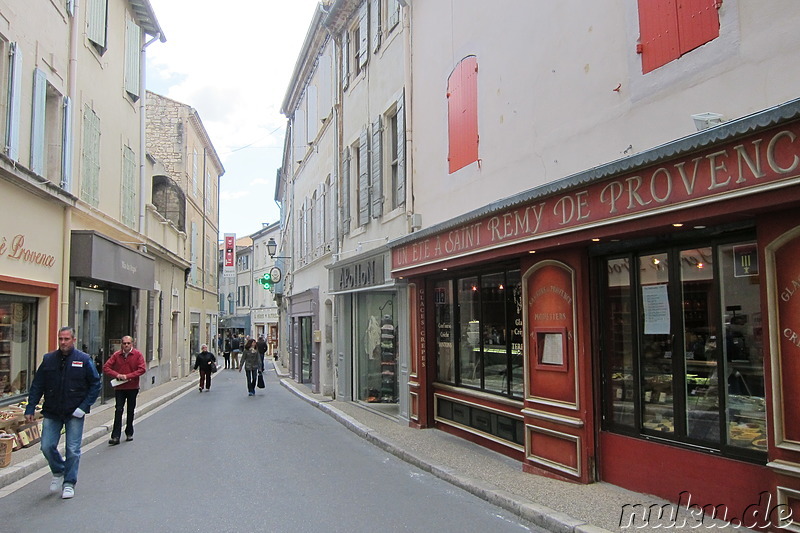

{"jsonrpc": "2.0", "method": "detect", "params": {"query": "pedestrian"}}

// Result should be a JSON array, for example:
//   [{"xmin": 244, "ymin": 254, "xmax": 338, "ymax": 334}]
[
  {"xmin": 230, "ymin": 333, "xmax": 241, "ymax": 370},
  {"xmin": 194, "ymin": 344, "xmax": 217, "ymax": 392},
  {"xmin": 239, "ymin": 338, "xmax": 263, "ymax": 396},
  {"xmin": 256, "ymin": 334, "xmax": 268, "ymax": 371},
  {"xmin": 223, "ymin": 333, "xmax": 232, "ymax": 369},
  {"xmin": 24, "ymin": 326, "xmax": 101, "ymax": 499},
  {"xmin": 102, "ymin": 335, "xmax": 146, "ymax": 445}
]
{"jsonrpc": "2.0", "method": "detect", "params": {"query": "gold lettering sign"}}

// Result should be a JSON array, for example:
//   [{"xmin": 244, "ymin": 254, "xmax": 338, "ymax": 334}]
[{"xmin": 0, "ymin": 234, "xmax": 56, "ymax": 268}]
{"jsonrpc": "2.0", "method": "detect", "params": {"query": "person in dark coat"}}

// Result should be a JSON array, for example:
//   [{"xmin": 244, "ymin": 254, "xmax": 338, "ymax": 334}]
[
  {"xmin": 193, "ymin": 344, "xmax": 217, "ymax": 392},
  {"xmin": 24, "ymin": 326, "xmax": 102, "ymax": 499}
]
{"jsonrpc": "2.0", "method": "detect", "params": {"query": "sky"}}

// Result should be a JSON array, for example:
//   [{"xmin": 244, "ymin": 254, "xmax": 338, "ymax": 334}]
[{"xmin": 145, "ymin": 0, "xmax": 321, "ymax": 240}]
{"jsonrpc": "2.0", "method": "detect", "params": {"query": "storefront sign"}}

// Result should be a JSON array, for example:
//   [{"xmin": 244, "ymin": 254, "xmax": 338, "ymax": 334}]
[
  {"xmin": 733, "ymin": 243, "xmax": 759, "ymax": 277},
  {"xmin": 333, "ymin": 256, "xmax": 385, "ymax": 291},
  {"xmin": 0, "ymin": 234, "xmax": 56, "ymax": 268},
  {"xmin": 776, "ymin": 233, "xmax": 800, "ymax": 443},
  {"xmin": 393, "ymin": 122, "xmax": 800, "ymax": 272}
]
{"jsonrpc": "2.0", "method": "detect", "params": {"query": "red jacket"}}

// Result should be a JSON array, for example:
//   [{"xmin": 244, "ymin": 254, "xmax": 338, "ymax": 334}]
[{"xmin": 103, "ymin": 348, "xmax": 146, "ymax": 390}]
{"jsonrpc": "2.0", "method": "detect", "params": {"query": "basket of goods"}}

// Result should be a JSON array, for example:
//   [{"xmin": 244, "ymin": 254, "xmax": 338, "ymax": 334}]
[{"xmin": 0, "ymin": 406, "xmax": 24, "ymax": 431}]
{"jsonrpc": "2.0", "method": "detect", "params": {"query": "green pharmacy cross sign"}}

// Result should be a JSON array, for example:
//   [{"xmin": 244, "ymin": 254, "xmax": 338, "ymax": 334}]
[{"xmin": 258, "ymin": 267, "xmax": 282, "ymax": 290}]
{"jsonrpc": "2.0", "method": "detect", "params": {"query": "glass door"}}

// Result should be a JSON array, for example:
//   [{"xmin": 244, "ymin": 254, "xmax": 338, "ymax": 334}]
[{"xmin": 300, "ymin": 316, "xmax": 312, "ymax": 383}]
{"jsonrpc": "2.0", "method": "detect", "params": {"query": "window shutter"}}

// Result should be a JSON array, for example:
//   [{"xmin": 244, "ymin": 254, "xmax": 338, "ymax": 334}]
[
  {"xmin": 371, "ymin": 116, "xmax": 383, "ymax": 218},
  {"xmin": 125, "ymin": 17, "xmax": 141, "ymax": 99},
  {"xmin": 676, "ymin": 0, "xmax": 720, "ymax": 55},
  {"xmin": 191, "ymin": 222, "xmax": 198, "ymax": 284},
  {"xmin": 447, "ymin": 56, "xmax": 479, "ymax": 174},
  {"xmin": 30, "ymin": 68, "xmax": 47, "ymax": 175},
  {"xmin": 62, "ymin": 96, "xmax": 73, "ymax": 190},
  {"xmin": 358, "ymin": 3, "xmax": 369, "ymax": 70},
  {"xmin": 341, "ymin": 147, "xmax": 351, "ymax": 235},
  {"xmin": 87, "ymin": 0, "xmax": 108, "ymax": 52},
  {"xmin": 306, "ymin": 85, "xmax": 318, "ymax": 140},
  {"xmin": 372, "ymin": 0, "xmax": 382, "ymax": 53},
  {"xmin": 388, "ymin": 0, "xmax": 400, "ymax": 29},
  {"xmin": 358, "ymin": 127, "xmax": 370, "ymax": 226},
  {"xmin": 6, "ymin": 42, "xmax": 22, "ymax": 161},
  {"xmin": 341, "ymin": 32, "xmax": 350, "ymax": 90},
  {"xmin": 395, "ymin": 92, "xmax": 406, "ymax": 205},
  {"xmin": 637, "ymin": 0, "xmax": 680, "ymax": 73},
  {"xmin": 317, "ymin": 183, "xmax": 325, "ymax": 248}
]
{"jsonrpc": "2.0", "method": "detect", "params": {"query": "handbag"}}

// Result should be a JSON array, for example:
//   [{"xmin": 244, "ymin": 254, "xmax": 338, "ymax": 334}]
[
  {"xmin": 209, "ymin": 361, "xmax": 218, "ymax": 373},
  {"xmin": 256, "ymin": 371, "xmax": 265, "ymax": 389}
]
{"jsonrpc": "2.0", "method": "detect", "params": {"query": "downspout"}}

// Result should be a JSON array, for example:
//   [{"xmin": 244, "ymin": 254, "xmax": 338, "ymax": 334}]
[
  {"xmin": 62, "ymin": 0, "xmax": 81, "ymax": 325},
  {"xmin": 139, "ymin": 32, "xmax": 161, "ymax": 239},
  {"xmin": 402, "ymin": 0, "xmax": 414, "ymax": 218}
]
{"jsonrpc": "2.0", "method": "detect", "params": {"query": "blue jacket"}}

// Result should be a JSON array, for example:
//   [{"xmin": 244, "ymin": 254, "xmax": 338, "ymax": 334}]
[{"xmin": 25, "ymin": 347, "xmax": 102, "ymax": 420}]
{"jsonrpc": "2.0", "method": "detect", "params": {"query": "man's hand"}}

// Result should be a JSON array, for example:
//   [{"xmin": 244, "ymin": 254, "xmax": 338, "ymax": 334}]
[
  {"xmin": 24, "ymin": 414, "xmax": 35, "ymax": 423},
  {"xmin": 118, "ymin": 374, "xmax": 127, "ymax": 381}
]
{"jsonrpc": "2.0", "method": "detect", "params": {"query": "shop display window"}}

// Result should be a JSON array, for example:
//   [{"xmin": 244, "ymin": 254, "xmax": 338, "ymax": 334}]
[
  {"xmin": 433, "ymin": 268, "xmax": 523, "ymax": 398},
  {"xmin": 0, "ymin": 296, "xmax": 37, "ymax": 401},
  {"xmin": 355, "ymin": 293, "xmax": 397, "ymax": 404},
  {"xmin": 599, "ymin": 235, "xmax": 766, "ymax": 460}
]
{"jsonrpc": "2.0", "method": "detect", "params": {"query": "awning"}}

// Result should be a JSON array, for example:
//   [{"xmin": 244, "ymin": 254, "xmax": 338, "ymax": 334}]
[{"xmin": 70, "ymin": 231, "xmax": 155, "ymax": 291}]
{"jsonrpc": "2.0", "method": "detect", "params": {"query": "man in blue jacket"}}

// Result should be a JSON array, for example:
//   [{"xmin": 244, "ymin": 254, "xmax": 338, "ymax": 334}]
[{"xmin": 24, "ymin": 326, "xmax": 101, "ymax": 499}]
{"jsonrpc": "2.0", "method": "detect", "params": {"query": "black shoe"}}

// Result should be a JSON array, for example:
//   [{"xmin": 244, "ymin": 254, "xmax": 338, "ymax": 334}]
[
  {"xmin": 125, "ymin": 435, "xmax": 133, "ymax": 442},
  {"xmin": 108, "ymin": 438, "xmax": 120, "ymax": 446}
]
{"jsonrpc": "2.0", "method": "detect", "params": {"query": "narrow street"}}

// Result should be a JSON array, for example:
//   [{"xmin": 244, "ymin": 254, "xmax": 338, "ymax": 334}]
[{"xmin": 0, "ymin": 366, "xmax": 543, "ymax": 533}]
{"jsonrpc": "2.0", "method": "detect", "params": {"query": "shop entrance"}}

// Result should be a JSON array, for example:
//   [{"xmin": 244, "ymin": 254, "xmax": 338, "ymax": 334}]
[{"xmin": 300, "ymin": 316, "xmax": 313, "ymax": 384}]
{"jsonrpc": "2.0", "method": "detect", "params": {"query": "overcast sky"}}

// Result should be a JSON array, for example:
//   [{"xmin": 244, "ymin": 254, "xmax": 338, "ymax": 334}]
[{"xmin": 145, "ymin": 0, "xmax": 321, "ymax": 240}]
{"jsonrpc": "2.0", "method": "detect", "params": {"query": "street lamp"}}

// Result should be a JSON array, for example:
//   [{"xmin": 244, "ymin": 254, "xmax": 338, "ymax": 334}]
[
  {"xmin": 266, "ymin": 237, "xmax": 291, "ymax": 259},
  {"xmin": 227, "ymin": 293, "xmax": 234, "ymax": 314}
]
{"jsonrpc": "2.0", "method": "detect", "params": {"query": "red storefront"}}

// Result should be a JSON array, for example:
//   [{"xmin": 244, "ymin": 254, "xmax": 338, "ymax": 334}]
[{"xmin": 392, "ymin": 100, "xmax": 800, "ymax": 528}]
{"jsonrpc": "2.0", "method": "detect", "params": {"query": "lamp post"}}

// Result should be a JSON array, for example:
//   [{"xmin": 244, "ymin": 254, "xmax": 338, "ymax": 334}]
[{"xmin": 227, "ymin": 293, "xmax": 233, "ymax": 315}]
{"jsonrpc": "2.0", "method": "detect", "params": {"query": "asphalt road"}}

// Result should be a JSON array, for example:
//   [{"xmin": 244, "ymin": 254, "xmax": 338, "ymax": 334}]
[{"xmin": 0, "ymin": 366, "xmax": 545, "ymax": 533}]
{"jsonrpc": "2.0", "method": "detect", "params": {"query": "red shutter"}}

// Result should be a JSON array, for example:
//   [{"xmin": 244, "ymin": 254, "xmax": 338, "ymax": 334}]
[
  {"xmin": 447, "ymin": 55, "xmax": 479, "ymax": 174},
  {"xmin": 676, "ymin": 0, "xmax": 720, "ymax": 55},
  {"xmin": 637, "ymin": 0, "xmax": 680, "ymax": 73}
]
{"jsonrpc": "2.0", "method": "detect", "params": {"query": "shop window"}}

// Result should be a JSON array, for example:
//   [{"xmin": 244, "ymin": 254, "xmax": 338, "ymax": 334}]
[
  {"xmin": 355, "ymin": 293, "xmax": 397, "ymax": 405},
  {"xmin": 600, "ymin": 236, "xmax": 766, "ymax": 461},
  {"xmin": 637, "ymin": 0, "xmax": 720, "ymax": 74},
  {"xmin": 447, "ymin": 55, "xmax": 479, "ymax": 174},
  {"xmin": 435, "ymin": 268, "xmax": 523, "ymax": 398},
  {"xmin": 436, "ymin": 397, "xmax": 524, "ymax": 446},
  {"xmin": 0, "ymin": 296, "xmax": 37, "ymax": 401}
]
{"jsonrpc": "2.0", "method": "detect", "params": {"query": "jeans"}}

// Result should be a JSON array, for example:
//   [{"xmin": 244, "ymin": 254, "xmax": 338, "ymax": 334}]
[
  {"xmin": 41, "ymin": 415, "xmax": 85, "ymax": 486},
  {"xmin": 245, "ymin": 369, "xmax": 258, "ymax": 393},
  {"xmin": 199, "ymin": 369, "xmax": 212, "ymax": 390},
  {"xmin": 111, "ymin": 389, "xmax": 138, "ymax": 439}
]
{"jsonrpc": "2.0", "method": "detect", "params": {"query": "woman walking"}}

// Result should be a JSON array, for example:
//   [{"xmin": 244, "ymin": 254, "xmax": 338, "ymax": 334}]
[{"xmin": 239, "ymin": 338, "xmax": 262, "ymax": 396}]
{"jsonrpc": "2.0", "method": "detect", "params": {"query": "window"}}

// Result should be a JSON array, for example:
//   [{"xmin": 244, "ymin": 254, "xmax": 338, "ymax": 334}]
[
  {"xmin": 637, "ymin": 0, "xmax": 720, "ymax": 74},
  {"xmin": 387, "ymin": 0, "xmax": 401, "ymax": 32},
  {"xmin": 0, "ymin": 296, "xmax": 38, "ymax": 401},
  {"xmin": 121, "ymin": 145, "xmax": 137, "ymax": 228},
  {"xmin": 86, "ymin": 0, "xmax": 108, "ymax": 55},
  {"xmin": 152, "ymin": 175, "xmax": 186, "ymax": 231},
  {"xmin": 389, "ymin": 93, "xmax": 406, "ymax": 209},
  {"xmin": 124, "ymin": 14, "xmax": 141, "ymax": 100},
  {"xmin": 447, "ymin": 56, "xmax": 479, "ymax": 174},
  {"xmin": 353, "ymin": 2, "xmax": 368, "ymax": 76},
  {"xmin": 434, "ymin": 268, "xmax": 523, "ymax": 398},
  {"xmin": 81, "ymin": 106, "xmax": 101, "ymax": 206},
  {"xmin": 600, "ymin": 235, "xmax": 766, "ymax": 461},
  {"xmin": 30, "ymin": 69, "xmax": 66, "ymax": 183}
]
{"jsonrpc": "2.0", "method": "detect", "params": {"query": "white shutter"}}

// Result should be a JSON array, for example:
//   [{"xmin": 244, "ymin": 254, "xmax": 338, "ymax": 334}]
[
  {"xmin": 87, "ymin": 0, "xmax": 108, "ymax": 51},
  {"xmin": 30, "ymin": 68, "xmax": 47, "ymax": 175},
  {"xmin": 389, "ymin": 0, "xmax": 400, "ymax": 29},
  {"xmin": 358, "ymin": 127, "xmax": 370, "ymax": 226},
  {"xmin": 341, "ymin": 147, "xmax": 351, "ymax": 234},
  {"xmin": 62, "ymin": 96, "xmax": 73, "ymax": 190},
  {"xmin": 371, "ymin": 0, "xmax": 382, "ymax": 54},
  {"xmin": 191, "ymin": 222, "xmax": 198, "ymax": 284},
  {"xmin": 124, "ymin": 17, "xmax": 141, "ymax": 98},
  {"xmin": 6, "ymin": 42, "xmax": 22, "ymax": 161},
  {"xmin": 358, "ymin": 3, "xmax": 368, "ymax": 70},
  {"xmin": 306, "ymin": 85, "xmax": 318, "ymax": 141},
  {"xmin": 396, "ymin": 92, "xmax": 406, "ymax": 205},
  {"xmin": 341, "ymin": 32, "xmax": 350, "ymax": 90},
  {"xmin": 371, "ymin": 116, "xmax": 383, "ymax": 218}
]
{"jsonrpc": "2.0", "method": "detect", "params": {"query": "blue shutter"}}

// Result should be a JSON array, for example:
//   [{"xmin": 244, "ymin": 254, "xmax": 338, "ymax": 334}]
[
  {"xmin": 371, "ymin": 116, "xmax": 383, "ymax": 218},
  {"xmin": 62, "ymin": 96, "xmax": 73, "ymax": 190},
  {"xmin": 30, "ymin": 68, "xmax": 47, "ymax": 175},
  {"xmin": 6, "ymin": 42, "xmax": 22, "ymax": 161}
]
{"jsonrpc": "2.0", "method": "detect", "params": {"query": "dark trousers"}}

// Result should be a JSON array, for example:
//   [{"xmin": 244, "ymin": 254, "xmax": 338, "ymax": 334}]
[
  {"xmin": 199, "ymin": 369, "xmax": 212, "ymax": 390},
  {"xmin": 223, "ymin": 352, "xmax": 231, "ymax": 368},
  {"xmin": 245, "ymin": 369, "xmax": 258, "ymax": 393},
  {"xmin": 112, "ymin": 388, "xmax": 139, "ymax": 439}
]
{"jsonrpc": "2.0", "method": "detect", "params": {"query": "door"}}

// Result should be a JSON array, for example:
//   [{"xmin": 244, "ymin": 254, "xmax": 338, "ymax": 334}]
[{"xmin": 300, "ymin": 316, "xmax": 313, "ymax": 384}]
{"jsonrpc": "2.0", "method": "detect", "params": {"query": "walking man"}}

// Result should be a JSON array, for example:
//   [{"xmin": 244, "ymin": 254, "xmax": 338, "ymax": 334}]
[
  {"xmin": 103, "ymin": 335, "xmax": 146, "ymax": 445},
  {"xmin": 256, "ymin": 334, "xmax": 268, "ymax": 371},
  {"xmin": 24, "ymin": 326, "xmax": 101, "ymax": 499}
]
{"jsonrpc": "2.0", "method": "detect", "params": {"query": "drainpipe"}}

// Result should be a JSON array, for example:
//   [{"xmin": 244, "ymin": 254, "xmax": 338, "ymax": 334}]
[{"xmin": 139, "ymin": 32, "xmax": 161, "ymax": 239}]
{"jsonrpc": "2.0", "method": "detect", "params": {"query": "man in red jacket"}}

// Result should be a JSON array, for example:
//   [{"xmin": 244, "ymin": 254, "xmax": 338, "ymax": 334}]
[{"xmin": 103, "ymin": 336, "xmax": 146, "ymax": 445}]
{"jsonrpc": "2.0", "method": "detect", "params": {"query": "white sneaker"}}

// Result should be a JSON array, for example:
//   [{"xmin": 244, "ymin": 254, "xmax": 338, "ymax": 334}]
[
  {"xmin": 61, "ymin": 485, "xmax": 75, "ymax": 499},
  {"xmin": 50, "ymin": 476, "xmax": 63, "ymax": 493}
]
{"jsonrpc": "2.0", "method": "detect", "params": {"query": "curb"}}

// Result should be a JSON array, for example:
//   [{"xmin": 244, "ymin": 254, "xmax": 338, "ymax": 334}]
[{"xmin": 279, "ymin": 378, "xmax": 613, "ymax": 533}]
